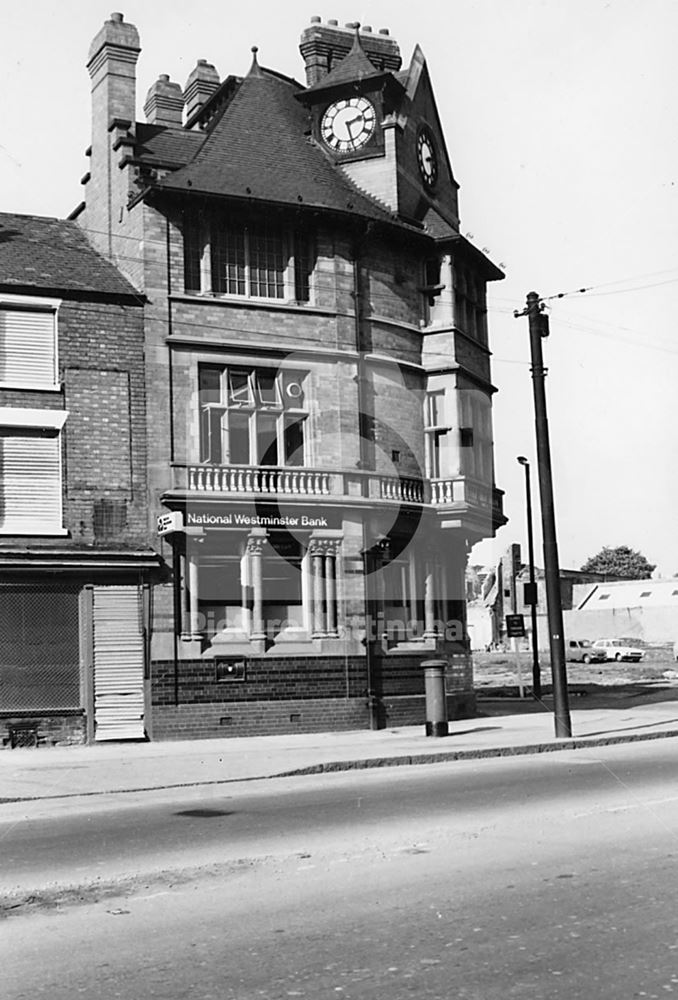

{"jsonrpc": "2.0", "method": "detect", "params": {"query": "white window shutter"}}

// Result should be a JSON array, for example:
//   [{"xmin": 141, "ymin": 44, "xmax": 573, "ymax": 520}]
[
  {"xmin": 0, "ymin": 309, "xmax": 57, "ymax": 389},
  {"xmin": 0, "ymin": 431, "xmax": 62, "ymax": 533}
]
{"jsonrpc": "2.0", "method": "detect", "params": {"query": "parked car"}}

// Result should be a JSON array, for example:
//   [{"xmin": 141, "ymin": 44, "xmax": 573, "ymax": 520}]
[
  {"xmin": 566, "ymin": 640, "xmax": 607, "ymax": 664},
  {"xmin": 592, "ymin": 638, "xmax": 644, "ymax": 662}
]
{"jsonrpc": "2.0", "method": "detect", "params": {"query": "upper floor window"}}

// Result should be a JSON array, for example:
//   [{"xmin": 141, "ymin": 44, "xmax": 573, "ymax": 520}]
[
  {"xmin": 184, "ymin": 216, "xmax": 315, "ymax": 304},
  {"xmin": 424, "ymin": 390, "xmax": 447, "ymax": 479},
  {"xmin": 458, "ymin": 389, "xmax": 493, "ymax": 482},
  {"xmin": 454, "ymin": 266, "xmax": 487, "ymax": 344},
  {"xmin": 0, "ymin": 407, "xmax": 68, "ymax": 535},
  {"xmin": 0, "ymin": 295, "xmax": 60, "ymax": 391},
  {"xmin": 198, "ymin": 365, "xmax": 308, "ymax": 467}
]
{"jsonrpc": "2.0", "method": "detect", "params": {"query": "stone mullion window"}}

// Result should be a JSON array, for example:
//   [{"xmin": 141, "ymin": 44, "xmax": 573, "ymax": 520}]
[
  {"xmin": 198, "ymin": 365, "xmax": 308, "ymax": 467},
  {"xmin": 424, "ymin": 389, "xmax": 447, "ymax": 479},
  {"xmin": 184, "ymin": 217, "xmax": 315, "ymax": 302}
]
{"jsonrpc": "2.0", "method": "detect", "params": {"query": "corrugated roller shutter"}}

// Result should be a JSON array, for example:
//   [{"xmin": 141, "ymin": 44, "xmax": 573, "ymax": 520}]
[
  {"xmin": 0, "ymin": 431, "xmax": 62, "ymax": 532},
  {"xmin": 0, "ymin": 309, "xmax": 57, "ymax": 388},
  {"xmin": 93, "ymin": 586, "xmax": 145, "ymax": 741}
]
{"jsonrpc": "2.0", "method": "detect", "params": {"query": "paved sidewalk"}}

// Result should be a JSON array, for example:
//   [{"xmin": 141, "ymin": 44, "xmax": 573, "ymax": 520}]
[{"xmin": 1, "ymin": 691, "xmax": 678, "ymax": 803}]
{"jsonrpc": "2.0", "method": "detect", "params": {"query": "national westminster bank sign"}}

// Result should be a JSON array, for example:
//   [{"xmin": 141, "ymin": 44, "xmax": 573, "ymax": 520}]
[{"xmin": 157, "ymin": 503, "xmax": 342, "ymax": 535}]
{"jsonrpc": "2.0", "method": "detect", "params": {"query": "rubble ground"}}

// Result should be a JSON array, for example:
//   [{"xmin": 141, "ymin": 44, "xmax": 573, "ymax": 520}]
[{"xmin": 472, "ymin": 648, "xmax": 678, "ymax": 690}]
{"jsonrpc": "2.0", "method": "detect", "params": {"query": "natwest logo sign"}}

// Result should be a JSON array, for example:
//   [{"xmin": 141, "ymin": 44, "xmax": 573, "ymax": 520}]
[{"xmin": 157, "ymin": 510, "xmax": 184, "ymax": 536}]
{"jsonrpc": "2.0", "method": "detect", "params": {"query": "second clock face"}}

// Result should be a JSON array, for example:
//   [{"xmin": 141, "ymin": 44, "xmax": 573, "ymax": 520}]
[
  {"xmin": 320, "ymin": 97, "xmax": 377, "ymax": 153},
  {"xmin": 417, "ymin": 128, "xmax": 438, "ymax": 188}
]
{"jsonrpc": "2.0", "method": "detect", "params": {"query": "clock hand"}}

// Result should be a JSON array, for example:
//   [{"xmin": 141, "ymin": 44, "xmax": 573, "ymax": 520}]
[{"xmin": 345, "ymin": 115, "xmax": 361, "ymax": 138}]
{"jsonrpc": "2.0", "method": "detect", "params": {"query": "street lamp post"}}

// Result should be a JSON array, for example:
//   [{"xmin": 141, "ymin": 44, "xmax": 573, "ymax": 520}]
[{"xmin": 517, "ymin": 456, "xmax": 541, "ymax": 700}]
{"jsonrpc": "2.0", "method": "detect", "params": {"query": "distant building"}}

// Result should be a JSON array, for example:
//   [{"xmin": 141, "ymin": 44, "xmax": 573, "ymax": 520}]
[
  {"xmin": 564, "ymin": 578, "xmax": 678, "ymax": 645},
  {"xmin": 467, "ymin": 544, "xmax": 616, "ymax": 651}
]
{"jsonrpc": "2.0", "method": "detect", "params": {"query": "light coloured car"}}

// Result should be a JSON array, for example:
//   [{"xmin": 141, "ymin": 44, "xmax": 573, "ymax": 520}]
[
  {"xmin": 592, "ymin": 638, "xmax": 644, "ymax": 663},
  {"xmin": 566, "ymin": 639, "xmax": 607, "ymax": 664}
]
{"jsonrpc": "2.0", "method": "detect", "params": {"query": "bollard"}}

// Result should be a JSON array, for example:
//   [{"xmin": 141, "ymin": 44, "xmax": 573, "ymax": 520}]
[{"xmin": 421, "ymin": 659, "xmax": 448, "ymax": 737}]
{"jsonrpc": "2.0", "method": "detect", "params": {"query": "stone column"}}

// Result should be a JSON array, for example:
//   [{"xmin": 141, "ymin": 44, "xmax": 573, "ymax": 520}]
[
  {"xmin": 324, "ymin": 544, "xmax": 338, "ymax": 637},
  {"xmin": 424, "ymin": 555, "xmax": 437, "ymax": 639},
  {"xmin": 183, "ymin": 537, "xmax": 204, "ymax": 640},
  {"xmin": 247, "ymin": 533, "xmax": 267, "ymax": 640},
  {"xmin": 311, "ymin": 543, "xmax": 326, "ymax": 637}
]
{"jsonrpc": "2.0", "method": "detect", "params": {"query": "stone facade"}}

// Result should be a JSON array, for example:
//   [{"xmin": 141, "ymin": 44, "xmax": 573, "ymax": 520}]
[{"xmin": 72, "ymin": 14, "xmax": 506, "ymax": 740}]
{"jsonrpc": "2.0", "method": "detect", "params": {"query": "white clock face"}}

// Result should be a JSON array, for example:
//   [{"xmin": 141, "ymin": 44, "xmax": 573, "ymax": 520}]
[
  {"xmin": 417, "ymin": 128, "xmax": 438, "ymax": 188},
  {"xmin": 321, "ymin": 97, "xmax": 376, "ymax": 153}
]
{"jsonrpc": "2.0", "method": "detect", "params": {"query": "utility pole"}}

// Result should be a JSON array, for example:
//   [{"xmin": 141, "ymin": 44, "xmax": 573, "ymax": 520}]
[{"xmin": 515, "ymin": 292, "xmax": 571, "ymax": 737}]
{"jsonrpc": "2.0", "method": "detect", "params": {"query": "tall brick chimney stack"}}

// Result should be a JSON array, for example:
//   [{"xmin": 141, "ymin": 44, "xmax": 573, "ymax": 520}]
[
  {"xmin": 82, "ymin": 13, "xmax": 141, "ymax": 272},
  {"xmin": 184, "ymin": 59, "xmax": 220, "ymax": 126},
  {"xmin": 144, "ymin": 74, "xmax": 184, "ymax": 126},
  {"xmin": 87, "ymin": 12, "xmax": 140, "ymax": 126},
  {"xmin": 299, "ymin": 17, "xmax": 401, "ymax": 87}
]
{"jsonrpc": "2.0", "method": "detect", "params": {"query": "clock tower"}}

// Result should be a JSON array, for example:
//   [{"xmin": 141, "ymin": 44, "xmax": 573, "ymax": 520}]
[
  {"xmin": 296, "ymin": 23, "xmax": 405, "ymax": 168},
  {"xmin": 297, "ymin": 21, "xmax": 459, "ymax": 229}
]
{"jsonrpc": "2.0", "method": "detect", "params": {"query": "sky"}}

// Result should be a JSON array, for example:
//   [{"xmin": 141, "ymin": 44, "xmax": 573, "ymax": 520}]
[{"xmin": 2, "ymin": 0, "xmax": 677, "ymax": 575}]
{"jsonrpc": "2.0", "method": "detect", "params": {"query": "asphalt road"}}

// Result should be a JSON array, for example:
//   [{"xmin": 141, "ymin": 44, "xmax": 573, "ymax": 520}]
[{"xmin": 3, "ymin": 742, "xmax": 678, "ymax": 998}]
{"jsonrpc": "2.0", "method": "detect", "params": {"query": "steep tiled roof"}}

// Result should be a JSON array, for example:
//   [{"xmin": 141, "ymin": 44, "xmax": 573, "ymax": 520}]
[
  {"xmin": 135, "ymin": 123, "xmax": 205, "ymax": 168},
  {"xmin": 0, "ymin": 213, "xmax": 140, "ymax": 298},
  {"xmin": 157, "ymin": 70, "xmax": 411, "ymax": 231}
]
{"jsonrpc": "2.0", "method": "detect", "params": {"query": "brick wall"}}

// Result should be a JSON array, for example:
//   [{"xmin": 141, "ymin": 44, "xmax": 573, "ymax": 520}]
[
  {"xmin": 150, "ymin": 652, "xmax": 475, "ymax": 739},
  {"xmin": 60, "ymin": 298, "xmax": 149, "ymax": 546},
  {"xmin": 0, "ymin": 711, "xmax": 86, "ymax": 748},
  {"xmin": 0, "ymin": 296, "xmax": 148, "ymax": 549},
  {"xmin": 151, "ymin": 697, "xmax": 369, "ymax": 740}
]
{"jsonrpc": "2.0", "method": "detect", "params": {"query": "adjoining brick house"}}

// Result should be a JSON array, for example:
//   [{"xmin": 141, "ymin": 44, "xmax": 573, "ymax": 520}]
[
  {"xmin": 0, "ymin": 213, "xmax": 159, "ymax": 746},
  {"xmin": 73, "ymin": 13, "xmax": 505, "ymax": 739}
]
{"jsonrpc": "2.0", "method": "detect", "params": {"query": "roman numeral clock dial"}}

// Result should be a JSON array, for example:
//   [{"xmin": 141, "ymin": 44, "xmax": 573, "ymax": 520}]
[
  {"xmin": 320, "ymin": 97, "xmax": 376, "ymax": 153},
  {"xmin": 417, "ymin": 127, "xmax": 438, "ymax": 189}
]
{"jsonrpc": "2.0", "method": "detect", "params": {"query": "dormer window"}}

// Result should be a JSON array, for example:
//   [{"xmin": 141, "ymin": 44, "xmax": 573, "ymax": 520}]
[{"xmin": 184, "ymin": 215, "xmax": 315, "ymax": 304}]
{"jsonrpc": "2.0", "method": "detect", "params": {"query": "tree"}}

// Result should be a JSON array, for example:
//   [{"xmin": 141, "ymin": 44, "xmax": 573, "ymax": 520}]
[{"xmin": 580, "ymin": 546, "xmax": 656, "ymax": 580}]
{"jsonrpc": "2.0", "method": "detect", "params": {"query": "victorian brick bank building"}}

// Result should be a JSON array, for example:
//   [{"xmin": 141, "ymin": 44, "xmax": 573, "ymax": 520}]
[{"xmin": 75, "ymin": 13, "xmax": 505, "ymax": 739}]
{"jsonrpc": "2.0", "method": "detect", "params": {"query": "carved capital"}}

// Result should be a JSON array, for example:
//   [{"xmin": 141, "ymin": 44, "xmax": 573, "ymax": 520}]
[
  {"xmin": 308, "ymin": 537, "xmax": 340, "ymax": 557},
  {"xmin": 246, "ymin": 535, "xmax": 268, "ymax": 556}
]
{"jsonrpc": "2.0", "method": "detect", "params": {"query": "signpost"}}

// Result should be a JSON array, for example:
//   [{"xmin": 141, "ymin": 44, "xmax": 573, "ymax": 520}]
[
  {"xmin": 505, "ymin": 614, "xmax": 526, "ymax": 638},
  {"xmin": 505, "ymin": 614, "xmax": 526, "ymax": 698}
]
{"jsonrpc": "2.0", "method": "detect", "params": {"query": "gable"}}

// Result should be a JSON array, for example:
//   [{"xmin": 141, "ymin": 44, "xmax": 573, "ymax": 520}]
[{"xmin": 394, "ymin": 47, "xmax": 460, "ymax": 233}]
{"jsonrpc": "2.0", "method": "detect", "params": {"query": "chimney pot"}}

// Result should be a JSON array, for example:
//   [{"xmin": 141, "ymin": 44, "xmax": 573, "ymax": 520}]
[
  {"xmin": 184, "ymin": 58, "xmax": 220, "ymax": 123},
  {"xmin": 144, "ymin": 74, "xmax": 184, "ymax": 126},
  {"xmin": 310, "ymin": 15, "xmax": 321, "ymax": 22},
  {"xmin": 299, "ymin": 18, "xmax": 401, "ymax": 86},
  {"xmin": 110, "ymin": 12, "xmax": 123, "ymax": 21}
]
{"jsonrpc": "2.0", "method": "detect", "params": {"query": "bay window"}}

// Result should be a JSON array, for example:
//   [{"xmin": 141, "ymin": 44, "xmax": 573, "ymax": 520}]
[{"xmin": 424, "ymin": 390, "xmax": 446, "ymax": 479}]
